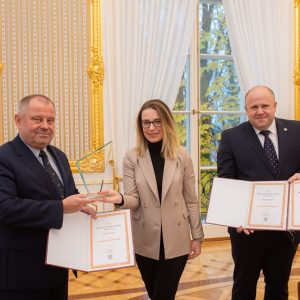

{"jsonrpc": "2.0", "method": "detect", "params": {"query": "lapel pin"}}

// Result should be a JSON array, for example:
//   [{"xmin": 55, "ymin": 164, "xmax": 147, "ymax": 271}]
[{"xmin": 284, "ymin": 128, "xmax": 287, "ymax": 132}]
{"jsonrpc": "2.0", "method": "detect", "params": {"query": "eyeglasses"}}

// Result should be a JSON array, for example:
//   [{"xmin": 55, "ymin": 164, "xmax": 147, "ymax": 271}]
[{"xmin": 141, "ymin": 120, "xmax": 162, "ymax": 129}]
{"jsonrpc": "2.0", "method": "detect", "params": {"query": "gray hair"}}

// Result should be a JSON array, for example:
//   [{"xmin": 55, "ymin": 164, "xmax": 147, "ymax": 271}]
[
  {"xmin": 245, "ymin": 86, "xmax": 275, "ymax": 102},
  {"xmin": 17, "ymin": 94, "xmax": 55, "ymax": 116}
]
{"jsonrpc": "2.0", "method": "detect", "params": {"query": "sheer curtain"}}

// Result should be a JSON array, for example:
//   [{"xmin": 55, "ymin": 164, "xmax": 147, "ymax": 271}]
[
  {"xmin": 223, "ymin": 0, "xmax": 294, "ymax": 118},
  {"xmin": 102, "ymin": 0, "xmax": 197, "ymax": 174}
]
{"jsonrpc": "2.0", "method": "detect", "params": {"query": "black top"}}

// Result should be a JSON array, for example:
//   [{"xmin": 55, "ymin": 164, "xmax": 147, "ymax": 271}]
[{"xmin": 148, "ymin": 141, "xmax": 165, "ymax": 202}]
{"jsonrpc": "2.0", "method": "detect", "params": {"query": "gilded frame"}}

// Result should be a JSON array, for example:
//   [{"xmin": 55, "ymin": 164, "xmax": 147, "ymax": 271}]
[{"xmin": 69, "ymin": 0, "xmax": 105, "ymax": 172}]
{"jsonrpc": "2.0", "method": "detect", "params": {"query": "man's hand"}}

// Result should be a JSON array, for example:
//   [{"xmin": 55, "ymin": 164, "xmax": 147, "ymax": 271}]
[
  {"xmin": 62, "ymin": 194, "xmax": 96, "ymax": 214},
  {"xmin": 236, "ymin": 226, "xmax": 254, "ymax": 235},
  {"xmin": 80, "ymin": 205, "xmax": 97, "ymax": 219},
  {"xmin": 288, "ymin": 173, "xmax": 300, "ymax": 183}
]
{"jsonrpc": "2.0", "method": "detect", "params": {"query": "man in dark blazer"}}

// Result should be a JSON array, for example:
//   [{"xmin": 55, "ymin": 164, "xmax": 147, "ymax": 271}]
[
  {"xmin": 0, "ymin": 95, "xmax": 96, "ymax": 300},
  {"xmin": 217, "ymin": 86, "xmax": 300, "ymax": 300}
]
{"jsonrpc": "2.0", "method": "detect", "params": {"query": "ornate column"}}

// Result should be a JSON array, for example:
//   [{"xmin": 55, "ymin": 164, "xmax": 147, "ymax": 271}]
[
  {"xmin": 88, "ymin": 0, "xmax": 104, "ymax": 151},
  {"xmin": 70, "ymin": 0, "xmax": 106, "ymax": 173},
  {"xmin": 70, "ymin": 0, "xmax": 105, "ymax": 172}
]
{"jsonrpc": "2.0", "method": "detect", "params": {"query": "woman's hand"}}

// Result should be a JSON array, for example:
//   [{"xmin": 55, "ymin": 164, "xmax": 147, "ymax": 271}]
[
  {"xmin": 188, "ymin": 240, "xmax": 201, "ymax": 260},
  {"xmin": 99, "ymin": 189, "xmax": 123, "ymax": 204}
]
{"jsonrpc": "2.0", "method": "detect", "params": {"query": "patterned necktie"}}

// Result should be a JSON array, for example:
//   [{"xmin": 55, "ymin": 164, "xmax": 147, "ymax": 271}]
[
  {"xmin": 259, "ymin": 130, "xmax": 279, "ymax": 176},
  {"xmin": 39, "ymin": 150, "xmax": 65, "ymax": 199}
]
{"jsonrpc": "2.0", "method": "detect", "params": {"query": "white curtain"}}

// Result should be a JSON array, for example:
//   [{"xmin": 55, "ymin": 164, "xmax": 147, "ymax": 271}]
[
  {"xmin": 102, "ymin": 0, "xmax": 197, "ymax": 175},
  {"xmin": 223, "ymin": 0, "xmax": 294, "ymax": 118}
]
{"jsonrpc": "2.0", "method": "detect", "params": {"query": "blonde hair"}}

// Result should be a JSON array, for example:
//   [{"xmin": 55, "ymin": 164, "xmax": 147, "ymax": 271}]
[{"xmin": 136, "ymin": 99, "xmax": 179, "ymax": 159}]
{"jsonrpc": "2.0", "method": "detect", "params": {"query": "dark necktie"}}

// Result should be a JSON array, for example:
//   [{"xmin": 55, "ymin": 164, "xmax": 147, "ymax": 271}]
[
  {"xmin": 39, "ymin": 150, "xmax": 65, "ymax": 199},
  {"xmin": 259, "ymin": 130, "xmax": 279, "ymax": 176}
]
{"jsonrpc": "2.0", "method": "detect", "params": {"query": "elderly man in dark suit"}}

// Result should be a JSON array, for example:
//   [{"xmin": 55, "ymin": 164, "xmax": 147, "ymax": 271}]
[
  {"xmin": 217, "ymin": 86, "xmax": 300, "ymax": 300},
  {"xmin": 0, "ymin": 95, "xmax": 96, "ymax": 300}
]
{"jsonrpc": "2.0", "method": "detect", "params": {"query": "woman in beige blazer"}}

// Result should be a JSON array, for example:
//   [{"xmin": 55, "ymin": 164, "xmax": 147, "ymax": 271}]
[{"xmin": 100, "ymin": 99, "xmax": 204, "ymax": 300}]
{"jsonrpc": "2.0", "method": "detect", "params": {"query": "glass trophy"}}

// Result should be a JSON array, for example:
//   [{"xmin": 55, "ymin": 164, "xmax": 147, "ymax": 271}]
[{"xmin": 76, "ymin": 141, "xmax": 115, "ymax": 212}]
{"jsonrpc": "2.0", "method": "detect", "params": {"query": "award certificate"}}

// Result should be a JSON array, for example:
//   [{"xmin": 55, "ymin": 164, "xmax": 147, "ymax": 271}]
[
  {"xmin": 206, "ymin": 177, "xmax": 294, "ymax": 230},
  {"xmin": 289, "ymin": 182, "xmax": 300, "ymax": 229},
  {"xmin": 90, "ymin": 211, "xmax": 134, "ymax": 269},
  {"xmin": 247, "ymin": 182, "xmax": 287, "ymax": 229},
  {"xmin": 46, "ymin": 209, "xmax": 135, "ymax": 272}
]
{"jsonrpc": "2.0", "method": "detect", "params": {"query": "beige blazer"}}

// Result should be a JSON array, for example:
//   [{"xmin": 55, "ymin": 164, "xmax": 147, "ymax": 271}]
[{"xmin": 121, "ymin": 146, "xmax": 204, "ymax": 260}]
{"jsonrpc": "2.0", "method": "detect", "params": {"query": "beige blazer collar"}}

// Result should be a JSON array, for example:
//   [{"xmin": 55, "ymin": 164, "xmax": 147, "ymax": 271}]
[
  {"xmin": 137, "ymin": 148, "xmax": 177, "ymax": 203},
  {"xmin": 161, "ymin": 157, "xmax": 177, "ymax": 202}
]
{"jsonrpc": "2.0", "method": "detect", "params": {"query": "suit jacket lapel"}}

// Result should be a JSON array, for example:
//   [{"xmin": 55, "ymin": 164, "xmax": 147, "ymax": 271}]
[
  {"xmin": 137, "ymin": 149, "xmax": 160, "ymax": 202},
  {"xmin": 276, "ymin": 119, "xmax": 289, "ymax": 177},
  {"xmin": 242, "ymin": 122, "xmax": 275, "ymax": 176},
  {"xmin": 161, "ymin": 156, "xmax": 177, "ymax": 203},
  {"xmin": 13, "ymin": 135, "xmax": 61, "ymax": 199}
]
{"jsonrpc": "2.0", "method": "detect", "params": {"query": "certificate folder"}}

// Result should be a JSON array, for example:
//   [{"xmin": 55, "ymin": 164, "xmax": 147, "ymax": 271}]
[
  {"xmin": 46, "ymin": 209, "xmax": 135, "ymax": 272},
  {"xmin": 206, "ymin": 177, "xmax": 300, "ymax": 230}
]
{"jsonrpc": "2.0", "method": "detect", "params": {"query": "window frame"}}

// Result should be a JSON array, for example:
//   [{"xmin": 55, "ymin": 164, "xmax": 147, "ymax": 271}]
[{"xmin": 172, "ymin": 0, "xmax": 246, "ymax": 238}]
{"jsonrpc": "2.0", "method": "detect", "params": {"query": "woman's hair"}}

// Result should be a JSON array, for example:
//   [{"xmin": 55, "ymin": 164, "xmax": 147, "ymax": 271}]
[{"xmin": 136, "ymin": 99, "xmax": 179, "ymax": 159}]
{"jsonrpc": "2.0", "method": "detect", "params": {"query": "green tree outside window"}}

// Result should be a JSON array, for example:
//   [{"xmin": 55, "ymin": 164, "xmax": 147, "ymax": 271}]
[{"xmin": 173, "ymin": 0, "xmax": 245, "ymax": 216}]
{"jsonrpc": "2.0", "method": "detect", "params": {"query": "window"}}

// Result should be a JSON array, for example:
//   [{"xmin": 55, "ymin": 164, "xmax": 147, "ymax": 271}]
[
  {"xmin": 173, "ymin": 56, "xmax": 191, "ymax": 151},
  {"xmin": 173, "ymin": 0, "xmax": 246, "ymax": 218}
]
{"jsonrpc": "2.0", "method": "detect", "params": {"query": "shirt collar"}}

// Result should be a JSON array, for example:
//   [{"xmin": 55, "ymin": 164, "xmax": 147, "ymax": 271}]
[
  {"xmin": 19, "ymin": 135, "xmax": 47, "ymax": 158},
  {"xmin": 252, "ymin": 119, "xmax": 277, "ymax": 135}
]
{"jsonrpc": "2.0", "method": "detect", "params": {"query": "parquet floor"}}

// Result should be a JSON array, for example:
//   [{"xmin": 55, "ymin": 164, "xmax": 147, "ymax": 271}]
[{"xmin": 68, "ymin": 239, "xmax": 300, "ymax": 299}]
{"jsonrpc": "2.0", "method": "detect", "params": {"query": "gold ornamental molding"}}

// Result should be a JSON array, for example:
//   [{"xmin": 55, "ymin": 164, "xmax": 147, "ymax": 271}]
[
  {"xmin": 109, "ymin": 159, "xmax": 123, "ymax": 192},
  {"xmin": 70, "ymin": 0, "xmax": 105, "ymax": 172},
  {"xmin": 0, "ymin": 62, "xmax": 2, "ymax": 144},
  {"xmin": 295, "ymin": 0, "xmax": 300, "ymax": 119},
  {"xmin": 88, "ymin": 0, "xmax": 105, "ymax": 151},
  {"xmin": 88, "ymin": 47, "xmax": 105, "ymax": 87}
]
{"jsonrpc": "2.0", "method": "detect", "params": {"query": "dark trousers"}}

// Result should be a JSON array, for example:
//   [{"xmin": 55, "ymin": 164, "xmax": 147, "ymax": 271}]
[
  {"xmin": 229, "ymin": 228, "xmax": 297, "ymax": 300},
  {"xmin": 0, "ymin": 281, "xmax": 68, "ymax": 300},
  {"xmin": 135, "ymin": 252, "xmax": 188, "ymax": 300}
]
